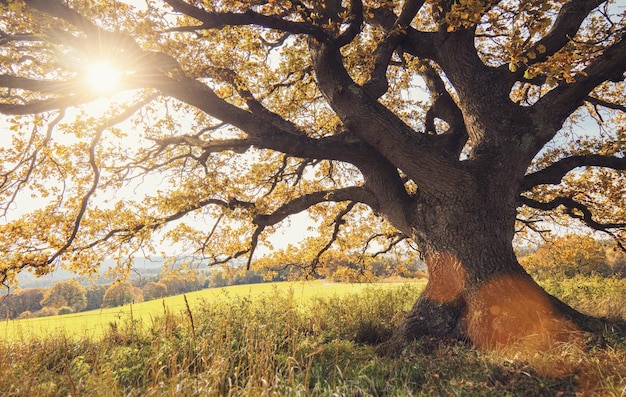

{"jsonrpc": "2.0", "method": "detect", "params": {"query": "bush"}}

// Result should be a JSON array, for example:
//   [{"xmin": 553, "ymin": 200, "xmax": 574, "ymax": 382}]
[
  {"xmin": 57, "ymin": 306, "xmax": 74, "ymax": 315},
  {"xmin": 520, "ymin": 234, "xmax": 624, "ymax": 279},
  {"xmin": 30, "ymin": 306, "xmax": 59, "ymax": 318}
]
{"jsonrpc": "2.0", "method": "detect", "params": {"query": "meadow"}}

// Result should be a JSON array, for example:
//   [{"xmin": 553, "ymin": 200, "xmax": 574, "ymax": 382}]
[
  {"xmin": 1, "ymin": 277, "xmax": 625, "ymax": 396},
  {"xmin": 1, "ymin": 281, "xmax": 401, "ymax": 341}
]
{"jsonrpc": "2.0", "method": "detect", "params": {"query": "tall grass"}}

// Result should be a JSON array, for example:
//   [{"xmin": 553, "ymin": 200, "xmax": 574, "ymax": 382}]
[{"xmin": 0, "ymin": 281, "xmax": 625, "ymax": 396}]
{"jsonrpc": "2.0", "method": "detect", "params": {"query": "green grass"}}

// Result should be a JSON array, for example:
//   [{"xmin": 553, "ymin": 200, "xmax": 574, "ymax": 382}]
[
  {"xmin": 1, "ymin": 281, "xmax": 420, "ymax": 341},
  {"xmin": 1, "ymin": 278, "xmax": 625, "ymax": 396}
]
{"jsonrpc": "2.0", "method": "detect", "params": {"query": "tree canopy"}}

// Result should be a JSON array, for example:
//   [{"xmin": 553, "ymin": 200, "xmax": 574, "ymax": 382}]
[{"xmin": 0, "ymin": 0, "xmax": 624, "ymax": 294}]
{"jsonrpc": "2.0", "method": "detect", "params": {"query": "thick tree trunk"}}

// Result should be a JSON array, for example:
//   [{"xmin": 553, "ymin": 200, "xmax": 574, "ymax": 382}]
[
  {"xmin": 379, "ymin": 187, "xmax": 596, "ymax": 357},
  {"xmin": 380, "ymin": 243, "xmax": 595, "ymax": 357}
]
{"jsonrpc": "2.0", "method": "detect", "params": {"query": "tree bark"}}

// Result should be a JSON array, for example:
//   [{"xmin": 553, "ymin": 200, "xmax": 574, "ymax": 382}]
[{"xmin": 378, "ymin": 187, "xmax": 596, "ymax": 357}]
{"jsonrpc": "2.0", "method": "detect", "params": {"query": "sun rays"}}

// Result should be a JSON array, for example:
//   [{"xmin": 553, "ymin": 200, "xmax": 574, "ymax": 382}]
[{"xmin": 84, "ymin": 61, "xmax": 122, "ymax": 93}]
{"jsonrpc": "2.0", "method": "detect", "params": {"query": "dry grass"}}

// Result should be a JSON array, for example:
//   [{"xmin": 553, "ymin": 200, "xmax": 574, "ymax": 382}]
[{"xmin": 0, "ymin": 280, "xmax": 624, "ymax": 396}]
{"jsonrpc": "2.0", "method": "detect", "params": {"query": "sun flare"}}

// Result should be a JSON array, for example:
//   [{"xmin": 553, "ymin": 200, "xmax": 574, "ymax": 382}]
[{"xmin": 85, "ymin": 61, "xmax": 122, "ymax": 93}]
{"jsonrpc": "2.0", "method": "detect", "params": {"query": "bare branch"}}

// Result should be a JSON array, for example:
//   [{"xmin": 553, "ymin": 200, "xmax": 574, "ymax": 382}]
[
  {"xmin": 245, "ymin": 224, "xmax": 265, "ymax": 270},
  {"xmin": 310, "ymin": 202, "xmax": 357, "ymax": 268},
  {"xmin": 363, "ymin": 232, "xmax": 408, "ymax": 258}
]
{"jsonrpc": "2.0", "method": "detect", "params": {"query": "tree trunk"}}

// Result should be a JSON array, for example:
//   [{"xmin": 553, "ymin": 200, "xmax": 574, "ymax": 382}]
[{"xmin": 379, "ymin": 186, "xmax": 595, "ymax": 357}]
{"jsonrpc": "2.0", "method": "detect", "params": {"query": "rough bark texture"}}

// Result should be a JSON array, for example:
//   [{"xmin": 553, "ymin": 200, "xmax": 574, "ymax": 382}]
[{"xmin": 378, "ymin": 188, "xmax": 600, "ymax": 355}]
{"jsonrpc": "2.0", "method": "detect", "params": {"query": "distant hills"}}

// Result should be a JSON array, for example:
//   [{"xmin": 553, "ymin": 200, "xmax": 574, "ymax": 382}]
[{"xmin": 16, "ymin": 257, "xmax": 170, "ymax": 289}]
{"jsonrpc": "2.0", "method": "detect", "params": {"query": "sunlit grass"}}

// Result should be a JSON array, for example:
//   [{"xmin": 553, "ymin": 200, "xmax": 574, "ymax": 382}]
[
  {"xmin": 0, "ymin": 278, "xmax": 624, "ymax": 396},
  {"xmin": 1, "ymin": 281, "xmax": 421, "ymax": 341}
]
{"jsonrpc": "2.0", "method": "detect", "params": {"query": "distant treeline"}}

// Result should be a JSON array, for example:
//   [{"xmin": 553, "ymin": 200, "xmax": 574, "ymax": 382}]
[{"xmin": 1, "ymin": 256, "xmax": 426, "ymax": 320}]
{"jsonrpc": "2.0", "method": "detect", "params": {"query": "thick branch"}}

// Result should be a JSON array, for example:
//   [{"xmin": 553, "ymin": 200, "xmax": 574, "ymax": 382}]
[
  {"xmin": 363, "ymin": 0, "xmax": 425, "ymax": 98},
  {"xmin": 335, "ymin": 0, "xmax": 363, "ymax": 47},
  {"xmin": 519, "ymin": 195, "xmax": 626, "ymax": 232},
  {"xmin": 520, "ymin": 0, "xmax": 606, "ymax": 71},
  {"xmin": 253, "ymin": 187, "xmax": 377, "ymax": 227},
  {"xmin": 522, "ymin": 154, "xmax": 626, "ymax": 190},
  {"xmin": 23, "ymin": 0, "xmax": 141, "ymax": 53},
  {"xmin": 535, "ymin": 38, "xmax": 626, "ymax": 133},
  {"xmin": 419, "ymin": 61, "xmax": 468, "ymax": 156},
  {"xmin": 152, "ymin": 74, "xmax": 378, "ymax": 165},
  {"xmin": 0, "ymin": 75, "xmax": 79, "ymax": 94},
  {"xmin": 308, "ymin": 40, "xmax": 471, "ymax": 196}
]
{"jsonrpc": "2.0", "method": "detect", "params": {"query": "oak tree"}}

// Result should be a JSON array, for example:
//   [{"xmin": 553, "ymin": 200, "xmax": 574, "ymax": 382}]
[{"xmin": 0, "ymin": 0, "xmax": 625, "ymax": 354}]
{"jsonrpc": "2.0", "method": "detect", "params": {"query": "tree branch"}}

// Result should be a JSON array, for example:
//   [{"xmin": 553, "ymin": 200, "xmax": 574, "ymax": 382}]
[
  {"xmin": 163, "ymin": 0, "xmax": 327, "ymax": 40},
  {"xmin": 308, "ymin": 39, "xmax": 471, "ymax": 196},
  {"xmin": 522, "ymin": 155, "xmax": 626, "ymax": 191},
  {"xmin": 42, "ymin": 98, "xmax": 156, "ymax": 265},
  {"xmin": 535, "ymin": 37, "xmax": 626, "ymax": 132},
  {"xmin": 519, "ymin": 195, "xmax": 626, "ymax": 248},
  {"xmin": 23, "ymin": 0, "xmax": 142, "ymax": 54},
  {"xmin": 0, "ymin": 93, "xmax": 98, "ymax": 115},
  {"xmin": 419, "ymin": 61, "xmax": 468, "ymax": 156},
  {"xmin": 310, "ymin": 201, "xmax": 357, "ymax": 269},
  {"xmin": 368, "ymin": 5, "xmax": 438, "ymax": 61},
  {"xmin": 153, "ymin": 74, "xmax": 379, "ymax": 165},
  {"xmin": 518, "ymin": 0, "xmax": 606, "ymax": 72},
  {"xmin": 363, "ymin": 0, "xmax": 425, "ymax": 98},
  {"xmin": 0, "ymin": 75, "xmax": 80, "ymax": 94},
  {"xmin": 253, "ymin": 186, "xmax": 377, "ymax": 228},
  {"xmin": 335, "ymin": 0, "xmax": 364, "ymax": 47},
  {"xmin": 585, "ymin": 95, "xmax": 626, "ymax": 112},
  {"xmin": 363, "ymin": 232, "xmax": 408, "ymax": 258}
]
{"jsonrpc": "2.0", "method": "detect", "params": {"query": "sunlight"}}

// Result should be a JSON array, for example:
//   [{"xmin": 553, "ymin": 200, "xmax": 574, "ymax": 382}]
[{"xmin": 85, "ymin": 61, "xmax": 122, "ymax": 93}]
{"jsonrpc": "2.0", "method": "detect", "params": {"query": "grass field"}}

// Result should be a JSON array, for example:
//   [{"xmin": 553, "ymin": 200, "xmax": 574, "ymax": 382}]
[
  {"xmin": 1, "ymin": 280, "xmax": 423, "ymax": 341},
  {"xmin": 1, "ymin": 277, "xmax": 625, "ymax": 396}
]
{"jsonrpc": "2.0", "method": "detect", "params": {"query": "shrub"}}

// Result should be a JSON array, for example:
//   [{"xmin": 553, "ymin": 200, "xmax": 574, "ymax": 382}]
[{"xmin": 57, "ymin": 306, "xmax": 74, "ymax": 315}]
